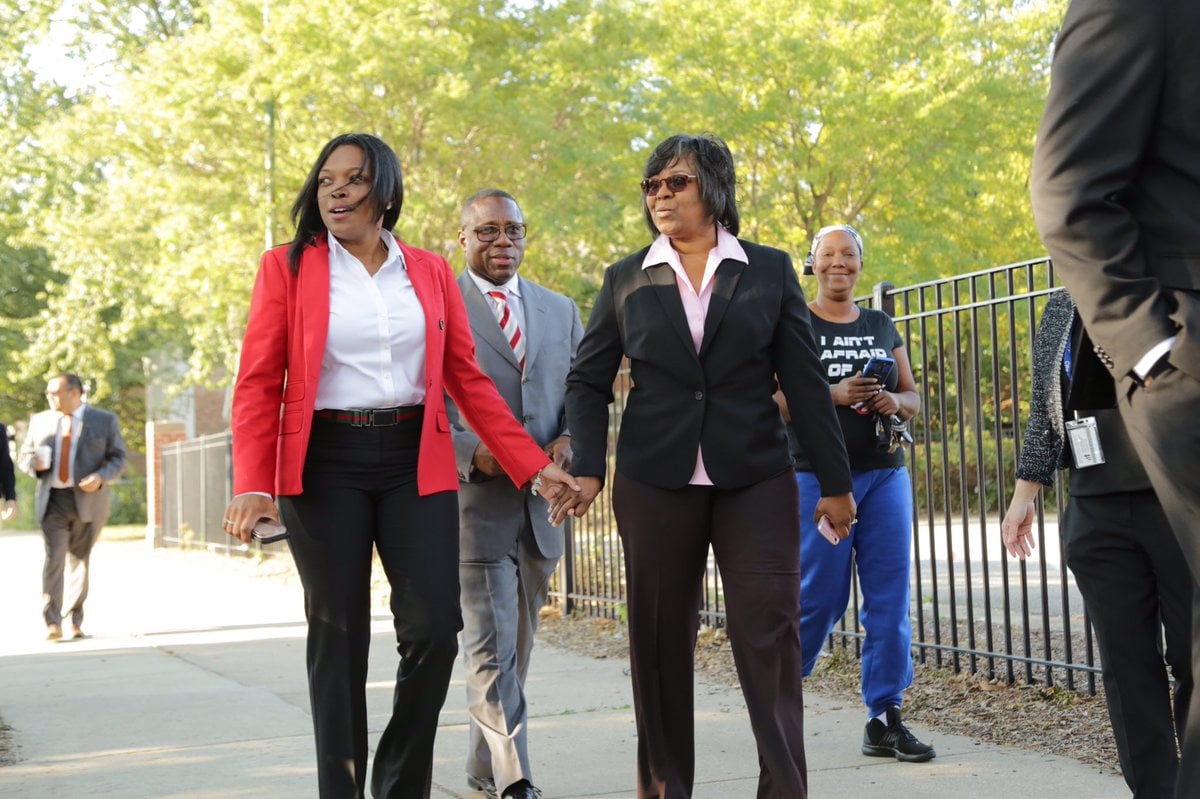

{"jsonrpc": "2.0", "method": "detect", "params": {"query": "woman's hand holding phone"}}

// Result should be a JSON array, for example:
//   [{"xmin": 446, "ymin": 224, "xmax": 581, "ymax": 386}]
[
  {"xmin": 817, "ymin": 515, "xmax": 841, "ymax": 545},
  {"xmin": 850, "ymin": 356, "xmax": 895, "ymax": 412}
]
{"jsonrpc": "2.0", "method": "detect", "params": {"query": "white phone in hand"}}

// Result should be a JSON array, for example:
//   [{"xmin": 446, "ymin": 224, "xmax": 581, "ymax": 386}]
[
  {"xmin": 251, "ymin": 518, "xmax": 288, "ymax": 544},
  {"xmin": 817, "ymin": 515, "xmax": 841, "ymax": 546}
]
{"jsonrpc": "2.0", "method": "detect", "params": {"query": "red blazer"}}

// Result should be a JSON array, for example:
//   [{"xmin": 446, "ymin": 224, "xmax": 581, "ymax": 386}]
[{"xmin": 231, "ymin": 236, "xmax": 549, "ymax": 497}]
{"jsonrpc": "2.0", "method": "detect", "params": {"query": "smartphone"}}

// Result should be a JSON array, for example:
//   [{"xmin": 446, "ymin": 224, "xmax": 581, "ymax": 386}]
[
  {"xmin": 251, "ymin": 517, "xmax": 289, "ymax": 544},
  {"xmin": 817, "ymin": 515, "xmax": 841, "ymax": 546},
  {"xmin": 861, "ymin": 355, "xmax": 896, "ymax": 384},
  {"xmin": 852, "ymin": 355, "xmax": 896, "ymax": 412}
]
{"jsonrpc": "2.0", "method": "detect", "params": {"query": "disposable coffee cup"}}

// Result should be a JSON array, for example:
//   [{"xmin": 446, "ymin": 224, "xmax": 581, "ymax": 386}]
[{"xmin": 35, "ymin": 445, "xmax": 52, "ymax": 471}]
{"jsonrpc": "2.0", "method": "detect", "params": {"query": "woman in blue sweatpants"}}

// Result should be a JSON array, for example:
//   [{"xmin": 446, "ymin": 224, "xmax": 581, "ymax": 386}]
[
  {"xmin": 796, "ymin": 468, "xmax": 914, "ymax": 711},
  {"xmin": 777, "ymin": 224, "xmax": 933, "ymax": 762}
]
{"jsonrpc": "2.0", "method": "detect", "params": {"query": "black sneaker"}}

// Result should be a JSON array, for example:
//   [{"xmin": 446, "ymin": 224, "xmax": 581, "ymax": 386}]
[{"xmin": 862, "ymin": 705, "xmax": 936, "ymax": 762}]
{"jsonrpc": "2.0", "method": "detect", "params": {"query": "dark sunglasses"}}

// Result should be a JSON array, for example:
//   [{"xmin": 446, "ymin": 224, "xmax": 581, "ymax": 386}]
[
  {"xmin": 640, "ymin": 174, "xmax": 697, "ymax": 197},
  {"xmin": 472, "ymin": 223, "xmax": 527, "ymax": 243}
]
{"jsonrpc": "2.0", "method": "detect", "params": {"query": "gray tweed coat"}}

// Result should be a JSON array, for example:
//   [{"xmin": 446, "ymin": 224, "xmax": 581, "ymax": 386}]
[{"xmin": 1016, "ymin": 290, "xmax": 1076, "ymax": 486}]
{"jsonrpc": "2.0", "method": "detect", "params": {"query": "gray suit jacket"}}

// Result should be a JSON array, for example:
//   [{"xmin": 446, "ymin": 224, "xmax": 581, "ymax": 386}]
[
  {"xmin": 17, "ymin": 405, "xmax": 127, "ymax": 524},
  {"xmin": 448, "ymin": 271, "xmax": 583, "ymax": 561}
]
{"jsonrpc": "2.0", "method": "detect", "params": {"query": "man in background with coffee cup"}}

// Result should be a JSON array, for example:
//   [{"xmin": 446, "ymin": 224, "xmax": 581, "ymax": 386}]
[{"xmin": 18, "ymin": 373, "xmax": 126, "ymax": 641}]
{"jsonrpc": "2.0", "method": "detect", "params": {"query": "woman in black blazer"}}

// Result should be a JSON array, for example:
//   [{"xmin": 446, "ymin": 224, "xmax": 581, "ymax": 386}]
[{"xmin": 555, "ymin": 133, "xmax": 855, "ymax": 799}]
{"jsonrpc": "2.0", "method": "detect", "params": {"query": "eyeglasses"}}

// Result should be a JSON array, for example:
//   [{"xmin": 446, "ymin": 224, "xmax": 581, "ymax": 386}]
[
  {"xmin": 640, "ymin": 174, "xmax": 697, "ymax": 197},
  {"xmin": 472, "ymin": 224, "xmax": 527, "ymax": 243}
]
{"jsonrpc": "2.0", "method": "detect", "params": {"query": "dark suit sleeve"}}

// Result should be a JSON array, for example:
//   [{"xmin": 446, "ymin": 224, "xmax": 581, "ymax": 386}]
[
  {"xmin": 558, "ymin": 299, "xmax": 585, "ymax": 438},
  {"xmin": 0, "ymin": 423, "xmax": 14, "ymax": 501},
  {"xmin": 565, "ymin": 264, "xmax": 625, "ymax": 482},
  {"xmin": 772, "ymin": 259, "xmax": 853, "ymax": 497},
  {"xmin": 1030, "ymin": 0, "xmax": 1175, "ymax": 376},
  {"xmin": 95, "ymin": 411, "xmax": 127, "ymax": 482}
]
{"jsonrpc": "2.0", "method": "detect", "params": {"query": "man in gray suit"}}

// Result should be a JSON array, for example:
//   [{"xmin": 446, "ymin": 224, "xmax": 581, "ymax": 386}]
[
  {"xmin": 448, "ymin": 189, "xmax": 583, "ymax": 799},
  {"xmin": 18, "ymin": 373, "xmax": 127, "ymax": 640},
  {"xmin": 1031, "ymin": 2, "xmax": 1200, "ymax": 795}
]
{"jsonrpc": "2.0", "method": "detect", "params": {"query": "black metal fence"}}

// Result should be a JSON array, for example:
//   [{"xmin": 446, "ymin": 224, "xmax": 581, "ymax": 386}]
[
  {"xmin": 159, "ymin": 431, "xmax": 287, "ymax": 557},
  {"xmin": 876, "ymin": 257, "xmax": 1093, "ymax": 690},
  {"xmin": 159, "ymin": 257, "xmax": 1098, "ymax": 689},
  {"xmin": 548, "ymin": 256, "xmax": 1094, "ymax": 690}
]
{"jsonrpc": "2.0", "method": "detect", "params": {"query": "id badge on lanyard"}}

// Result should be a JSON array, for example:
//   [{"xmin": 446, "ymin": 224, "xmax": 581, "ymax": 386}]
[{"xmin": 1065, "ymin": 415, "xmax": 1105, "ymax": 468}]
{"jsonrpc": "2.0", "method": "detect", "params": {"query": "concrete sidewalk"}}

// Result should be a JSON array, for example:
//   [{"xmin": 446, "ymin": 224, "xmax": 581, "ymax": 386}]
[{"xmin": 0, "ymin": 529, "xmax": 1127, "ymax": 798}]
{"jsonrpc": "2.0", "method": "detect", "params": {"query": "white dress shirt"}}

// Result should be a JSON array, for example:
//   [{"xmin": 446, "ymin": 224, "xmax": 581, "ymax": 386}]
[
  {"xmin": 466, "ymin": 270, "xmax": 526, "ymax": 335},
  {"xmin": 314, "ymin": 230, "xmax": 427, "ymax": 410},
  {"xmin": 1135, "ymin": 336, "xmax": 1176, "ymax": 379}
]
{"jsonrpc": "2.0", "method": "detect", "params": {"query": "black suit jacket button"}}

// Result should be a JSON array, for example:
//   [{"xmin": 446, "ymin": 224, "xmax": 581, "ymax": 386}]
[{"xmin": 694, "ymin": 391, "xmax": 704, "ymax": 401}]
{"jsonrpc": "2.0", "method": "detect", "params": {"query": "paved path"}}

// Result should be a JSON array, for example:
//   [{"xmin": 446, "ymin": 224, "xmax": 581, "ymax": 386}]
[{"xmin": 0, "ymin": 528, "xmax": 1128, "ymax": 797}]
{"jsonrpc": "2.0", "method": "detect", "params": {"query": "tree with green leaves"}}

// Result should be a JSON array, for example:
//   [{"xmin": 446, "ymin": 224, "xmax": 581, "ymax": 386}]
[{"xmin": 3, "ymin": 0, "xmax": 1066, "ymax": 437}]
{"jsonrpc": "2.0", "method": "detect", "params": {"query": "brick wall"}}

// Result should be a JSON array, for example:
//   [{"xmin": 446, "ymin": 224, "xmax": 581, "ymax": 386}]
[{"xmin": 145, "ymin": 420, "xmax": 186, "ymax": 546}]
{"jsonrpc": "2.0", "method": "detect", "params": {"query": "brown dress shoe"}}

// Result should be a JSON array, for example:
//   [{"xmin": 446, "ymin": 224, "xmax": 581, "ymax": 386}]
[
  {"xmin": 46, "ymin": 624, "xmax": 63, "ymax": 641},
  {"xmin": 71, "ymin": 625, "xmax": 85, "ymax": 639}
]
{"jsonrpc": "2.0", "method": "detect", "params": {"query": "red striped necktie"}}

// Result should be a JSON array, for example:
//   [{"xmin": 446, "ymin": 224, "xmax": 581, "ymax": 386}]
[{"xmin": 487, "ymin": 290, "xmax": 526, "ymax": 370}]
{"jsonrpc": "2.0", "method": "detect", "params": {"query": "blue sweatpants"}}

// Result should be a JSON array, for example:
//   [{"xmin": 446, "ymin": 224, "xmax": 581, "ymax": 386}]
[{"xmin": 796, "ymin": 467, "xmax": 915, "ymax": 717}]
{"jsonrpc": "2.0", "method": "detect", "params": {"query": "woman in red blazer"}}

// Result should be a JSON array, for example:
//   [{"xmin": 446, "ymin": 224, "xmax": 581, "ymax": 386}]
[{"xmin": 222, "ymin": 133, "xmax": 576, "ymax": 799}]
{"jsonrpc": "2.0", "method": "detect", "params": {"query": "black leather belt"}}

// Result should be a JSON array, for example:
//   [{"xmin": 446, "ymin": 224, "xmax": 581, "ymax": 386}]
[{"xmin": 314, "ymin": 406, "xmax": 422, "ymax": 427}]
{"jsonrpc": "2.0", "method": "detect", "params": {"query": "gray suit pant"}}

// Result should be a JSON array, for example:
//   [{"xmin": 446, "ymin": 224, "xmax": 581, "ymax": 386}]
[
  {"xmin": 41, "ymin": 488, "xmax": 100, "ymax": 628},
  {"xmin": 460, "ymin": 517, "xmax": 557, "ymax": 793}
]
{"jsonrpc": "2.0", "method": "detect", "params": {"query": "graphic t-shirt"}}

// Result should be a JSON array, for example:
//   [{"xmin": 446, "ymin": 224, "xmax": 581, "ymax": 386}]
[{"xmin": 790, "ymin": 307, "xmax": 906, "ymax": 471}]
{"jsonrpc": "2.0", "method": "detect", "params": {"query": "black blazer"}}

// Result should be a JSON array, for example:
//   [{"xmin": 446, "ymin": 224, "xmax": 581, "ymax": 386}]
[
  {"xmin": 1031, "ymin": 0, "xmax": 1200, "ymax": 395},
  {"xmin": 566, "ymin": 238, "xmax": 852, "ymax": 495}
]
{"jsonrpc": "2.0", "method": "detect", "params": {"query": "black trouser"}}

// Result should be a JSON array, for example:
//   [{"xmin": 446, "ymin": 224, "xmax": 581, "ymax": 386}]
[
  {"xmin": 612, "ymin": 469, "xmax": 807, "ymax": 799},
  {"xmin": 1065, "ymin": 490, "xmax": 1194, "ymax": 799},
  {"xmin": 1117, "ymin": 363, "xmax": 1200, "ymax": 799},
  {"xmin": 279, "ymin": 413, "xmax": 461, "ymax": 799}
]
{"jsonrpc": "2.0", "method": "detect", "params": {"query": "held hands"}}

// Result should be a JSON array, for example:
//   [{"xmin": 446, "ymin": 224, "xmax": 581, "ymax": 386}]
[
  {"xmin": 222, "ymin": 494, "xmax": 279, "ymax": 544},
  {"xmin": 531, "ymin": 462, "xmax": 581, "ymax": 507},
  {"xmin": 814, "ymin": 493, "xmax": 857, "ymax": 544},
  {"xmin": 546, "ymin": 475, "xmax": 602, "ymax": 527},
  {"xmin": 831, "ymin": 371, "xmax": 884, "ymax": 408}
]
